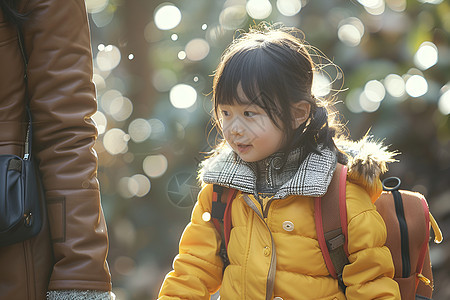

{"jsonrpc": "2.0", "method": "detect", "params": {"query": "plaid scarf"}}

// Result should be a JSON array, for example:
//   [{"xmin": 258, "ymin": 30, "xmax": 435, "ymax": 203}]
[{"xmin": 200, "ymin": 144, "xmax": 337, "ymax": 199}]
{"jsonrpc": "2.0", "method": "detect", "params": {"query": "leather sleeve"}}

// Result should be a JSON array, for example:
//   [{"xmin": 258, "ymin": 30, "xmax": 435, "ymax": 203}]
[
  {"xmin": 343, "ymin": 182, "xmax": 401, "ymax": 299},
  {"xmin": 158, "ymin": 184, "xmax": 224, "ymax": 299},
  {"xmin": 22, "ymin": 0, "xmax": 111, "ymax": 291}
]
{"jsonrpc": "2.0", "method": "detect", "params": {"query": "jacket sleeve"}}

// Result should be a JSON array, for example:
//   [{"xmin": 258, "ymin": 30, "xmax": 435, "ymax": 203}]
[
  {"xmin": 22, "ymin": 0, "xmax": 111, "ymax": 291},
  {"xmin": 343, "ymin": 182, "xmax": 401, "ymax": 299},
  {"xmin": 158, "ymin": 184, "xmax": 224, "ymax": 300}
]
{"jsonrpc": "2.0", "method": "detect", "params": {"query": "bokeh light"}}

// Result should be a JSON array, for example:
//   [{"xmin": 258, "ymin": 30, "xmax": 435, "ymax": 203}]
[
  {"xmin": 91, "ymin": 8, "xmax": 114, "ymax": 28},
  {"xmin": 418, "ymin": 0, "xmax": 443, "ymax": 3},
  {"xmin": 384, "ymin": 74, "xmax": 406, "ymax": 98},
  {"xmin": 96, "ymin": 45, "xmax": 121, "ymax": 71},
  {"xmin": 358, "ymin": 0, "xmax": 385, "ymax": 15},
  {"xmin": 246, "ymin": 0, "xmax": 272, "ymax": 20},
  {"xmin": 414, "ymin": 42, "xmax": 438, "ymax": 70},
  {"xmin": 345, "ymin": 88, "xmax": 364, "ymax": 114},
  {"xmin": 312, "ymin": 73, "xmax": 331, "ymax": 97},
  {"xmin": 206, "ymin": 25, "xmax": 227, "ymax": 44},
  {"xmin": 438, "ymin": 89, "xmax": 450, "ymax": 115},
  {"xmin": 148, "ymin": 119, "xmax": 166, "ymax": 140},
  {"xmin": 219, "ymin": 5, "xmax": 247, "ymax": 30},
  {"xmin": 154, "ymin": 3, "xmax": 182, "ymax": 30},
  {"xmin": 130, "ymin": 174, "xmax": 151, "ymax": 197},
  {"xmin": 169, "ymin": 84, "xmax": 197, "ymax": 109},
  {"xmin": 185, "ymin": 39, "xmax": 210, "ymax": 61},
  {"xmin": 103, "ymin": 128, "xmax": 128, "ymax": 155},
  {"xmin": 86, "ymin": 0, "xmax": 108, "ymax": 14},
  {"xmin": 114, "ymin": 256, "xmax": 136, "ymax": 276},
  {"xmin": 202, "ymin": 212, "xmax": 211, "ymax": 222},
  {"xmin": 177, "ymin": 51, "xmax": 187, "ymax": 60},
  {"xmin": 100, "ymin": 89, "xmax": 123, "ymax": 115},
  {"xmin": 364, "ymin": 80, "xmax": 385, "ymax": 102},
  {"xmin": 113, "ymin": 218, "xmax": 136, "ymax": 248},
  {"xmin": 92, "ymin": 111, "xmax": 107, "ymax": 135},
  {"xmin": 93, "ymin": 73, "xmax": 106, "ymax": 91},
  {"xmin": 175, "ymin": 122, "xmax": 186, "ymax": 139},
  {"xmin": 171, "ymin": 34, "xmax": 178, "ymax": 41},
  {"xmin": 405, "ymin": 75, "xmax": 428, "ymax": 98},
  {"xmin": 364, "ymin": 1, "xmax": 385, "ymax": 16},
  {"xmin": 357, "ymin": 0, "xmax": 380, "ymax": 7},
  {"xmin": 128, "ymin": 118, "xmax": 152, "ymax": 143},
  {"xmin": 118, "ymin": 176, "xmax": 138, "ymax": 199},
  {"xmin": 359, "ymin": 91, "xmax": 381, "ymax": 113},
  {"xmin": 143, "ymin": 154, "xmax": 168, "ymax": 178},
  {"xmin": 110, "ymin": 97, "xmax": 133, "ymax": 122},
  {"xmin": 386, "ymin": 0, "xmax": 406, "ymax": 12},
  {"xmin": 338, "ymin": 17, "xmax": 364, "ymax": 47},
  {"xmin": 276, "ymin": 0, "xmax": 302, "ymax": 17}
]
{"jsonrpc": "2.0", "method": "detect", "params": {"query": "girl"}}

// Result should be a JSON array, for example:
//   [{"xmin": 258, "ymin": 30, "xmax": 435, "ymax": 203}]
[{"xmin": 158, "ymin": 24, "xmax": 401, "ymax": 299}]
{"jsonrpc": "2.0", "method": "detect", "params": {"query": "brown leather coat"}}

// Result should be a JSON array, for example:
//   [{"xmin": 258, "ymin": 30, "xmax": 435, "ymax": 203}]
[{"xmin": 0, "ymin": 0, "xmax": 111, "ymax": 299}]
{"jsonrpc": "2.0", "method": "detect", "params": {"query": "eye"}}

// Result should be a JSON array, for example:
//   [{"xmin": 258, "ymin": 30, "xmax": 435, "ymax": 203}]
[
  {"xmin": 244, "ymin": 111, "xmax": 256, "ymax": 117},
  {"xmin": 221, "ymin": 110, "xmax": 230, "ymax": 117}
]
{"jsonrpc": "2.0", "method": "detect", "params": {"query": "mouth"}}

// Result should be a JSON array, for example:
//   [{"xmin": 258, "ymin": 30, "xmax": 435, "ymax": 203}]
[{"xmin": 235, "ymin": 143, "xmax": 252, "ymax": 153}]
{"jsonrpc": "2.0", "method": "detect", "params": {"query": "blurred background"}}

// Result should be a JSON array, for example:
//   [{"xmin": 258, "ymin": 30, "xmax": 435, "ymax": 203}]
[{"xmin": 85, "ymin": 0, "xmax": 450, "ymax": 299}]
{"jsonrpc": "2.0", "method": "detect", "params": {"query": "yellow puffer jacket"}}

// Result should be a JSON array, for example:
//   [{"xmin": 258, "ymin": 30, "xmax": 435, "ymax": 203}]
[{"xmin": 159, "ymin": 141, "xmax": 401, "ymax": 299}]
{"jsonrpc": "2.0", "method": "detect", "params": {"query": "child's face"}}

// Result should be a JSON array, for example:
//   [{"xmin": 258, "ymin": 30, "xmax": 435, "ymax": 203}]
[{"xmin": 218, "ymin": 94, "xmax": 285, "ymax": 162}]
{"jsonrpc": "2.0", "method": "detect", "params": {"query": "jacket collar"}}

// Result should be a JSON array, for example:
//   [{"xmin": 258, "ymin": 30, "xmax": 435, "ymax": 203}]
[{"xmin": 199, "ymin": 144, "xmax": 337, "ymax": 199}]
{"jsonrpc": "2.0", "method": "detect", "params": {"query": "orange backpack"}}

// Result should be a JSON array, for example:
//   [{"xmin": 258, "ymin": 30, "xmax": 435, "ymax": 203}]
[{"xmin": 211, "ymin": 164, "xmax": 443, "ymax": 299}]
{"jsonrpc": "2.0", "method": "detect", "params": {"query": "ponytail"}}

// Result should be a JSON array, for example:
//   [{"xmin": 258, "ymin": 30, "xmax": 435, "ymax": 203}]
[{"xmin": 288, "ymin": 101, "xmax": 348, "ymax": 165}]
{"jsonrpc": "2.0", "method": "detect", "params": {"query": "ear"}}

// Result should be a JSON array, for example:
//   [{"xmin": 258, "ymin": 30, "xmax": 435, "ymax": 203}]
[{"xmin": 292, "ymin": 101, "xmax": 311, "ymax": 129}]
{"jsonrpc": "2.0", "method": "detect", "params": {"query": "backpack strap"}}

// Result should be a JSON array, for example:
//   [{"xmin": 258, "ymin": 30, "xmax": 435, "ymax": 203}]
[
  {"xmin": 223, "ymin": 188, "xmax": 237, "ymax": 248},
  {"xmin": 416, "ymin": 195, "xmax": 430, "ymax": 289},
  {"xmin": 315, "ymin": 163, "xmax": 349, "ymax": 292},
  {"xmin": 211, "ymin": 184, "xmax": 238, "ymax": 268}
]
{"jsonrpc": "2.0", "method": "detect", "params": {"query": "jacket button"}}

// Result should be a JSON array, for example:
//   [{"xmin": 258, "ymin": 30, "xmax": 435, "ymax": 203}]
[
  {"xmin": 282, "ymin": 221, "xmax": 294, "ymax": 232},
  {"xmin": 263, "ymin": 246, "xmax": 271, "ymax": 256}
]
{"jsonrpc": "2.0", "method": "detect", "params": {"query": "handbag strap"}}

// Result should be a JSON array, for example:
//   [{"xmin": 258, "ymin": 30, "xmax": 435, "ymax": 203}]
[{"xmin": 16, "ymin": 24, "xmax": 33, "ymax": 159}]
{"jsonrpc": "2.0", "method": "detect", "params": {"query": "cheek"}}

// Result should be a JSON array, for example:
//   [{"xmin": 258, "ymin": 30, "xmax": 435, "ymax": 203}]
[
  {"xmin": 266, "ymin": 126, "xmax": 285, "ymax": 147},
  {"xmin": 221, "ymin": 120, "xmax": 231, "ymax": 139},
  {"xmin": 247, "ymin": 117, "xmax": 267, "ymax": 136}
]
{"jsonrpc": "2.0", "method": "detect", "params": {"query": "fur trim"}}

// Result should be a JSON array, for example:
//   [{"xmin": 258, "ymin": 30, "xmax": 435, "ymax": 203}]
[
  {"xmin": 336, "ymin": 135, "xmax": 398, "ymax": 186},
  {"xmin": 197, "ymin": 142, "xmax": 234, "ymax": 184}
]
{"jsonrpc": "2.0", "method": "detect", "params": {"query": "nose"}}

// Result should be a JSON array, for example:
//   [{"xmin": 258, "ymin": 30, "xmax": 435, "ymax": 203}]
[{"xmin": 230, "ymin": 120, "xmax": 244, "ymax": 136}]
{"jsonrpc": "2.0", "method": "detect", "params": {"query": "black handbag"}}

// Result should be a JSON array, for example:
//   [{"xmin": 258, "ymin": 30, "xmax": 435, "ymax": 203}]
[{"xmin": 0, "ymin": 25, "xmax": 45, "ymax": 247}]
